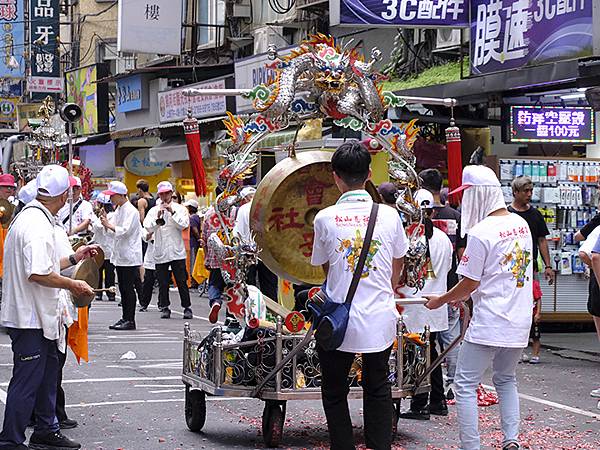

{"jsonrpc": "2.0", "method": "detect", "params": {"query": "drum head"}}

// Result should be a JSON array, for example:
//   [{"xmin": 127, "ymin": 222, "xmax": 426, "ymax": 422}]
[
  {"xmin": 250, "ymin": 151, "xmax": 340, "ymax": 285},
  {"xmin": 70, "ymin": 258, "xmax": 99, "ymax": 308}
]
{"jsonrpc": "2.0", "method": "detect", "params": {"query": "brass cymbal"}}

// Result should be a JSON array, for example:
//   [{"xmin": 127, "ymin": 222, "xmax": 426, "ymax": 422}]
[
  {"xmin": 250, "ymin": 151, "xmax": 340, "ymax": 285},
  {"xmin": 70, "ymin": 258, "xmax": 99, "ymax": 308},
  {"xmin": 0, "ymin": 198, "xmax": 15, "ymax": 228},
  {"xmin": 93, "ymin": 247, "xmax": 105, "ymax": 268}
]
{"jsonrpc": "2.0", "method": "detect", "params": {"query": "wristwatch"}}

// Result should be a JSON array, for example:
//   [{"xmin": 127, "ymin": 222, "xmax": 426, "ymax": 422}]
[{"xmin": 69, "ymin": 254, "xmax": 78, "ymax": 266}]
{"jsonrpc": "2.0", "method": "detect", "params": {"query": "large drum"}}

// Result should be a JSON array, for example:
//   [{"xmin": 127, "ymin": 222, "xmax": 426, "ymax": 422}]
[{"xmin": 250, "ymin": 151, "xmax": 339, "ymax": 285}]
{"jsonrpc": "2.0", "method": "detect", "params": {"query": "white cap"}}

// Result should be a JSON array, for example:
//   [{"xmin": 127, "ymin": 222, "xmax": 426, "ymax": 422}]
[
  {"xmin": 72, "ymin": 176, "xmax": 82, "ymax": 187},
  {"xmin": 449, "ymin": 165, "xmax": 501, "ymax": 195},
  {"xmin": 183, "ymin": 199, "xmax": 199, "ymax": 209},
  {"xmin": 36, "ymin": 165, "xmax": 70, "ymax": 197},
  {"xmin": 103, "ymin": 181, "xmax": 127, "ymax": 196},
  {"xmin": 96, "ymin": 192, "xmax": 111, "ymax": 204},
  {"xmin": 18, "ymin": 179, "xmax": 38, "ymax": 204},
  {"xmin": 157, "ymin": 181, "xmax": 173, "ymax": 194},
  {"xmin": 240, "ymin": 186, "xmax": 256, "ymax": 199},
  {"xmin": 414, "ymin": 189, "xmax": 434, "ymax": 209}
]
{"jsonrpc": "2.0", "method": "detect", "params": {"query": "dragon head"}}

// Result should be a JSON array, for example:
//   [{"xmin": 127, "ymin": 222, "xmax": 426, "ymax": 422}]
[{"xmin": 311, "ymin": 44, "xmax": 348, "ymax": 95}]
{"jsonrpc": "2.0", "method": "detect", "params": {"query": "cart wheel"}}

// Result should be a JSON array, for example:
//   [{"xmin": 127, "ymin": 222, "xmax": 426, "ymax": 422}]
[
  {"xmin": 391, "ymin": 401, "xmax": 401, "ymax": 437},
  {"xmin": 262, "ymin": 401, "xmax": 285, "ymax": 448},
  {"xmin": 185, "ymin": 385, "xmax": 206, "ymax": 432}
]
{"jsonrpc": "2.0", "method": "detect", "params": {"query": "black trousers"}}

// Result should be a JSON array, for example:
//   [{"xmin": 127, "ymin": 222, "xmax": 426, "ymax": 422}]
[
  {"xmin": 155, "ymin": 259, "xmax": 191, "ymax": 309},
  {"xmin": 55, "ymin": 327, "xmax": 68, "ymax": 422},
  {"xmin": 246, "ymin": 261, "xmax": 278, "ymax": 301},
  {"xmin": 98, "ymin": 260, "xmax": 115, "ymax": 292},
  {"xmin": 139, "ymin": 268, "xmax": 170, "ymax": 309},
  {"xmin": 116, "ymin": 266, "xmax": 139, "ymax": 322},
  {"xmin": 317, "ymin": 345, "xmax": 393, "ymax": 450},
  {"xmin": 411, "ymin": 331, "xmax": 445, "ymax": 410},
  {"xmin": 0, "ymin": 329, "xmax": 59, "ymax": 447}
]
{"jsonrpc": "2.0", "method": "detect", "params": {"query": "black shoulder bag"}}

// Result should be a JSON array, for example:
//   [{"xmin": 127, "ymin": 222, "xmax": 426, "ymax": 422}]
[{"xmin": 308, "ymin": 202, "xmax": 379, "ymax": 351}]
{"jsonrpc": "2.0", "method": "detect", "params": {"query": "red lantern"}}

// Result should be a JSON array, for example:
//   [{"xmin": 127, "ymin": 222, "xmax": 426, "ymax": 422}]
[
  {"xmin": 183, "ymin": 111, "xmax": 208, "ymax": 197},
  {"xmin": 446, "ymin": 119, "xmax": 463, "ymax": 206}
]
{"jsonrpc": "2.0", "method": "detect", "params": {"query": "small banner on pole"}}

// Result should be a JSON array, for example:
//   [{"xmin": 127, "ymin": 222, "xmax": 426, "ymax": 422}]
[
  {"xmin": 446, "ymin": 120, "xmax": 463, "ymax": 205},
  {"xmin": 183, "ymin": 111, "xmax": 208, "ymax": 197}
]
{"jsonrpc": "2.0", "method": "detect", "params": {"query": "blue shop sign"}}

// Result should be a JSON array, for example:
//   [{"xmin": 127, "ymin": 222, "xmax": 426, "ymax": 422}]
[
  {"xmin": 124, "ymin": 148, "xmax": 168, "ymax": 176},
  {"xmin": 117, "ymin": 75, "xmax": 145, "ymax": 113}
]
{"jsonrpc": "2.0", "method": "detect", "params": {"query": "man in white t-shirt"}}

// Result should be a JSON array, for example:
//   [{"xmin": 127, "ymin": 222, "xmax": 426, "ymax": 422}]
[
  {"xmin": 0, "ymin": 165, "xmax": 96, "ymax": 450},
  {"xmin": 57, "ymin": 176, "xmax": 93, "ymax": 236},
  {"xmin": 311, "ymin": 141, "xmax": 409, "ymax": 450},
  {"xmin": 101, "ymin": 181, "xmax": 143, "ymax": 331},
  {"xmin": 397, "ymin": 189, "xmax": 453, "ymax": 421},
  {"xmin": 425, "ymin": 165, "xmax": 533, "ymax": 450}
]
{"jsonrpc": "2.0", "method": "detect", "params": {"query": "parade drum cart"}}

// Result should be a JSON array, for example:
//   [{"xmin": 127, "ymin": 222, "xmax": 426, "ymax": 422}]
[
  {"xmin": 182, "ymin": 300, "xmax": 469, "ymax": 447},
  {"xmin": 179, "ymin": 34, "xmax": 463, "ymax": 447}
]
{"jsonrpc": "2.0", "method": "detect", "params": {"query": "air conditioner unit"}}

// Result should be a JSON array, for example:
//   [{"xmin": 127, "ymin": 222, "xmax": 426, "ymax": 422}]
[
  {"xmin": 253, "ymin": 26, "xmax": 288, "ymax": 54},
  {"xmin": 435, "ymin": 28, "xmax": 470, "ymax": 52}
]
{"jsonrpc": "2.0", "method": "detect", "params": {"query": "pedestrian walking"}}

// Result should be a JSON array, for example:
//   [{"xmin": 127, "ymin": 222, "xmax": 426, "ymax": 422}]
[
  {"xmin": 57, "ymin": 176, "xmax": 93, "ymax": 236},
  {"xmin": 425, "ymin": 165, "xmax": 534, "ymax": 450},
  {"xmin": 91, "ymin": 193, "xmax": 116, "ymax": 302},
  {"xmin": 138, "ymin": 231, "xmax": 169, "ymax": 312},
  {"xmin": 508, "ymin": 176, "xmax": 554, "ymax": 364},
  {"xmin": 398, "ymin": 189, "xmax": 453, "ymax": 420},
  {"xmin": 143, "ymin": 181, "xmax": 193, "ymax": 320},
  {"xmin": 419, "ymin": 168, "xmax": 467, "ymax": 398},
  {"xmin": 0, "ymin": 164, "xmax": 95, "ymax": 450},
  {"xmin": 101, "ymin": 181, "xmax": 143, "ymax": 331},
  {"xmin": 311, "ymin": 141, "xmax": 409, "ymax": 450},
  {"xmin": 184, "ymin": 199, "xmax": 201, "ymax": 289}
]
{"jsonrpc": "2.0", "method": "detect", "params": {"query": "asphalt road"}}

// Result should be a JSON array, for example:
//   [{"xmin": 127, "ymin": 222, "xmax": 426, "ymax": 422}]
[{"xmin": 0, "ymin": 291, "xmax": 599, "ymax": 450}]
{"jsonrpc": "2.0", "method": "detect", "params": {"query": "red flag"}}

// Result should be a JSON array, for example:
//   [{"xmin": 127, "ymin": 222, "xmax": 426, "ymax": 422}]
[
  {"xmin": 446, "ymin": 122, "xmax": 463, "ymax": 206},
  {"xmin": 183, "ymin": 113, "xmax": 207, "ymax": 196}
]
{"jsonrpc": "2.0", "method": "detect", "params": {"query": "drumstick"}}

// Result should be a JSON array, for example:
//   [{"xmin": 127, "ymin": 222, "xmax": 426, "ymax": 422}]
[{"xmin": 94, "ymin": 287, "xmax": 117, "ymax": 294}]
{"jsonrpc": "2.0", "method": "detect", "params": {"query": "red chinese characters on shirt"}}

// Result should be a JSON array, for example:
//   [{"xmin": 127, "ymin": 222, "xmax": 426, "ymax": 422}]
[
  {"xmin": 334, "ymin": 214, "xmax": 369, "ymax": 227},
  {"xmin": 498, "ymin": 227, "xmax": 529, "ymax": 240},
  {"xmin": 267, "ymin": 207, "xmax": 304, "ymax": 232}
]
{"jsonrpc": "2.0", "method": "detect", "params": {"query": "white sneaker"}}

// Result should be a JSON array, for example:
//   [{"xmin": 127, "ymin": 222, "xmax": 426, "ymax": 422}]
[
  {"xmin": 590, "ymin": 388, "xmax": 600, "ymax": 398},
  {"xmin": 521, "ymin": 353, "xmax": 530, "ymax": 363},
  {"xmin": 529, "ymin": 356, "xmax": 540, "ymax": 364}
]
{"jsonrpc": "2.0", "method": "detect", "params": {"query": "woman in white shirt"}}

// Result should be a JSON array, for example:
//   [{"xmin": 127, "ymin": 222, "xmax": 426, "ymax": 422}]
[{"xmin": 91, "ymin": 193, "xmax": 116, "ymax": 301}]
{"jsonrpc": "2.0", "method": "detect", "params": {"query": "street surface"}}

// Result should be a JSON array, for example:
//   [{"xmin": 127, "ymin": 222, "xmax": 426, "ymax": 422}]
[{"xmin": 0, "ymin": 291, "xmax": 599, "ymax": 449}]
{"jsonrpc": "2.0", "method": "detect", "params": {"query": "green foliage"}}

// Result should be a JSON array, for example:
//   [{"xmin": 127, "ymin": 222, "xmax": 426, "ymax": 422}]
[{"xmin": 383, "ymin": 59, "xmax": 464, "ymax": 91}]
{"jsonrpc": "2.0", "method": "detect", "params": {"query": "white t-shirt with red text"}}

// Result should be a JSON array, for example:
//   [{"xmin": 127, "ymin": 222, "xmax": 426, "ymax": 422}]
[
  {"xmin": 311, "ymin": 190, "xmax": 409, "ymax": 353},
  {"xmin": 457, "ymin": 213, "xmax": 533, "ymax": 348}
]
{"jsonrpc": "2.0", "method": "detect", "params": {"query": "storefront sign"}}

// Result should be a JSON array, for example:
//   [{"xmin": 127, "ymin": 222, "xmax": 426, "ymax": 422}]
[
  {"xmin": 471, "ymin": 0, "xmax": 592, "ymax": 75},
  {"xmin": 330, "ymin": 0, "xmax": 468, "ymax": 27},
  {"xmin": 0, "ymin": 0, "xmax": 25, "ymax": 77},
  {"xmin": 124, "ymin": 148, "xmax": 169, "ymax": 176},
  {"xmin": 234, "ymin": 47, "xmax": 293, "ymax": 113},
  {"xmin": 0, "ymin": 98, "xmax": 18, "ymax": 122},
  {"xmin": 0, "ymin": 77, "xmax": 22, "ymax": 97},
  {"xmin": 17, "ymin": 103, "xmax": 41, "ymax": 130},
  {"xmin": 509, "ymin": 106, "xmax": 594, "ymax": 143},
  {"xmin": 118, "ymin": 0, "xmax": 183, "ymax": 55},
  {"xmin": 29, "ymin": 0, "xmax": 61, "ymax": 90},
  {"xmin": 27, "ymin": 76, "xmax": 63, "ymax": 93},
  {"xmin": 158, "ymin": 78, "xmax": 227, "ymax": 123},
  {"xmin": 65, "ymin": 64, "xmax": 110, "ymax": 135},
  {"xmin": 117, "ymin": 74, "xmax": 146, "ymax": 113}
]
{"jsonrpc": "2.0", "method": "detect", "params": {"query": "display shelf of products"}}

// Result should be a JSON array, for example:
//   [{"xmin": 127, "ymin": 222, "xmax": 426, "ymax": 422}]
[{"xmin": 498, "ymin": 157, "xmax": 598, "ymax": 322}]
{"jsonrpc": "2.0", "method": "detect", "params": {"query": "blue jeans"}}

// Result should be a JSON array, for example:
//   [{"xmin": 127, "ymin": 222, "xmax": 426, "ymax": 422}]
[
  {"xmin": 455, "ymin": 341, "xmax": 523, "ymax": 450},
  {"xmin": 208, "ymin": 268, "xmax": 225, "ymax": 307},
  {"xmin": 437, "ymin": 305, "xmax": 461, "ymax": 385},
  {"xmin": 0, "ymin": 328, "xmax": 60, "ymax": 448}
]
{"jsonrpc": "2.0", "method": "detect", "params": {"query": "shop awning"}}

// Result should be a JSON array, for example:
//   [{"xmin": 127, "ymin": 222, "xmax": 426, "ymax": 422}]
[
  {"xmin": 148, "ymin": 137, "xmax": 211, "ymax": 163},
  {"xmin": 148, "ymin": 137, "xmax": 188, "ymax": 163},
  {"xmin": 216, "ymin": 129, "xmax": 299, "ymax": 155}
]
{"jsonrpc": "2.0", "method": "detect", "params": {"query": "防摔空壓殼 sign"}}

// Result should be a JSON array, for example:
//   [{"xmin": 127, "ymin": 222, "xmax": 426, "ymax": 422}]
[{"xmin": 509, "ymin": 106, "xmax": 594, "ymax": 144}]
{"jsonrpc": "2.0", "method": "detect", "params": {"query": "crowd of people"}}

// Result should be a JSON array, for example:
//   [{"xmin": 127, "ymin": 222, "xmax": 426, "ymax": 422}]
[{"xmin": 0, "ymin": 142, "xmax": 599, "ymax": 449}]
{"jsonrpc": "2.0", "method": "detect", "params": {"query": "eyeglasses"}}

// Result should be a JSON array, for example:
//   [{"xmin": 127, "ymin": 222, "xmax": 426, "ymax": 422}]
[{"xmin": 172, "ymin": 196, "xmax": 178, "ymax": 200}]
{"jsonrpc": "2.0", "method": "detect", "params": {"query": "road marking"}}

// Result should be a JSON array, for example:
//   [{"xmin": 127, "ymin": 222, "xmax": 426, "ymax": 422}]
[
  {"xmin": 139, "ymin": 363, "xmax": 182, "ymax": 369},
  {"xmin": 0, "ymin": 375, "xmax": 181, "ymax": 387},
  {"xmin": 0, "ymin": 387, "xmax": 6, "ymax": 404},
  {"xmin": 481, "ymin": 384, "xmax": 600, "ymax": 419},
  {"xmin": 122, "ymin": 359, "xmax": 181, "ymax": 363},
  {"xmin": 149, "ymin": 389, "xmax": 184, "ymax": 394},
  {"xmin": 134, "ymin": 384, "xmax": 183, "ymax": 388},
  {"xmin": 66, "ymin": 397, "xmax": 246, "ymax": 408},
  {"xmin": 88, "ymin": 340, "xmax": 181, "ymax": 345}
]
